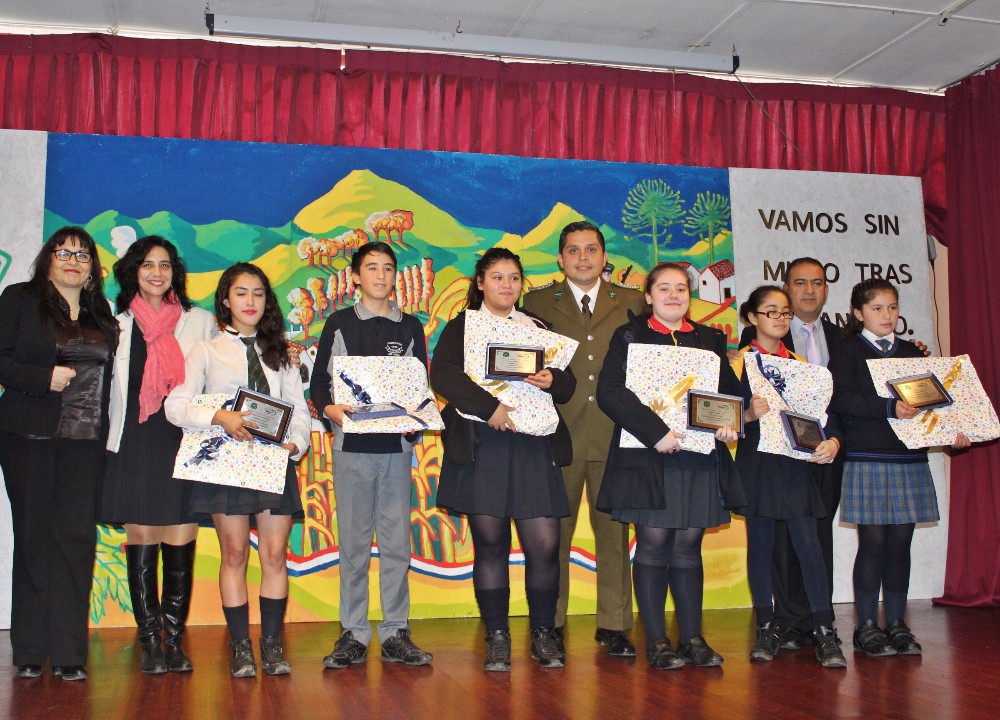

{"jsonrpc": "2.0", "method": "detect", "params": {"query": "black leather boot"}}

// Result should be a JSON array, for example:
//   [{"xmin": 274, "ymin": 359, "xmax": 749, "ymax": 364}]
[
  {"xmin": 126, "ymin": 544, "xmax": 168, "ymax": 675},
  {"xmin": 161, "ymin": 540, "xmax": 196, "ymax": 673}
]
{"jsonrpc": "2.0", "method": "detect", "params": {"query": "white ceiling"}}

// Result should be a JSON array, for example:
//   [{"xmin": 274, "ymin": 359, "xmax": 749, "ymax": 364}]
[{"xmin": 2, "ymin": 0, "xmax": 1000, "ymax": 93}]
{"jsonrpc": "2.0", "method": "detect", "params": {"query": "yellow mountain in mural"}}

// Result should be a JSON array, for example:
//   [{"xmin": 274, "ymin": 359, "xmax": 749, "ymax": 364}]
[{"xmin": 294, "ymin": 169, "xmax": 482, "ymax": 248}]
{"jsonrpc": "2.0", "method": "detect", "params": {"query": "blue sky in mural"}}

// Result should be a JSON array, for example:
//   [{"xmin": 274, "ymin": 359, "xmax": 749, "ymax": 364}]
[{"xmin": 45, "ymin": 134, "xmax": 728, "ymax": 235}]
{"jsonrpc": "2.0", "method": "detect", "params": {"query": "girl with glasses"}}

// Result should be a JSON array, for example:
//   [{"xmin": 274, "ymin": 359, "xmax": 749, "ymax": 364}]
[{"xmin": 732, "ymin": 285, "xmax": 847, "ymax": 668}]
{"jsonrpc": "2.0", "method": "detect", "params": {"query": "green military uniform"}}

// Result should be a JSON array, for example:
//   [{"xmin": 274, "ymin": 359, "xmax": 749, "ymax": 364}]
[{"xmin": 523, "ymin": 278, "xmax": 645, "ymax": 630}]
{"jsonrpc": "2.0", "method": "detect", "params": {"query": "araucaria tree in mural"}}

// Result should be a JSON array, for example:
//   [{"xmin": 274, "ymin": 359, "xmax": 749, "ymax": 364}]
[
  {"xmin": 683, "ymin": 192, "xmax": 732, "ymax": 266},
  {"xmin": 622, "ymin": 179, "xmax": 685, "ymax": 265}
]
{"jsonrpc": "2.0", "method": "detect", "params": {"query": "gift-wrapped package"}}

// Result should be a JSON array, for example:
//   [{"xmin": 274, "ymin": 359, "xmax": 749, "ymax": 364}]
[
  {"xmin": 172, "ymin": 393, "xmax": 289, "ymax": 494},
  {"xmin": 745, "ymin": 351, "xmax": 833, "ymax": 460},
  {"xmin": 866, "ymin": 354, "xmax": 1000, "ymax": 449},
  {"xmin": 458, "ymin": 309, "xmax": 579, "ymax": 437},
  {"xmin": 620, "ymin": 344, "xmax": 720, "ymax": 454},
  {"xmin": 330, "ymin": 355, "xmax": 444, "ymax": 434}
]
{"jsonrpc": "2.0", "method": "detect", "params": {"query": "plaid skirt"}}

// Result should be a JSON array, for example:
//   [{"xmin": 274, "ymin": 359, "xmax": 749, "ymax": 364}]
[{"xmin": 840, "ymin": 460, "xmax": 939, "ymax": 525}]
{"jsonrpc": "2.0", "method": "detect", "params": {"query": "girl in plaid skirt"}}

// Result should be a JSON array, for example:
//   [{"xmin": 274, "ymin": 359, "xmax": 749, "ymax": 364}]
[{"xmin": 828, "ymin": 279, "xmax": 970, "ymax": 658}]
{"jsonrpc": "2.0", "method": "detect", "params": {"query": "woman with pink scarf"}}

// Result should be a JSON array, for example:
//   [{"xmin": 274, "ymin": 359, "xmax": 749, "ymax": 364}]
[{"xmin": 100, "ymin": 236, "xmax": 216, "ymax": 675}]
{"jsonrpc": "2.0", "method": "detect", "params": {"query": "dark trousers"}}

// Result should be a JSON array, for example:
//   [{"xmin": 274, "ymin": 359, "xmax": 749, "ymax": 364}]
[
  {"xmin": 772, "ymin": 454, "xmax": 844, "ymax": 631},
  {"xmin": 0, "ymin": 433, "xmax": 104, "ymax": 666}
]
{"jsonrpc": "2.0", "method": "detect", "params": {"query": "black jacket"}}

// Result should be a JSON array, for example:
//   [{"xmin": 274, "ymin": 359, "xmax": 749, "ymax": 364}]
[
  {"xmin": 596, "ymin": 313, "xmax": 745, "ymax": 512},
  {"xmin": 0, "ymin": 282, "xmax": 114, "ymax": 438},
  {"xmin": 429, "ymin": 311, "xmax": 576, "ymax": 466}
]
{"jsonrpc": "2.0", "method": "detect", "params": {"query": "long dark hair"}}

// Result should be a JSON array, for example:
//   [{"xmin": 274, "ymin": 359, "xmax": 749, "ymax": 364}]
[
  {"xmin": 214, "ymin": 263, "xmax": 289, "ymax": 372},
  {"xmin": 113, "ymin": 235, "xmax": 193, "ymax": 314},
  {"xmin": 845, "ymin": 278, "xmax": 899, "ymax": 335},
  {"xmin": 29, "ymin": 226, "xmax": 118, "ymax": 348},
  {"xmin": 738, "ymin": 285, "xmax": 788, "ymax": 325},
  {"xmin": 642, "ymin": 262, "xmax": 692, "ymax": 315},
  {"xmin": 463, "ymin": 247, "xmax": 524, "ymax": 311}
]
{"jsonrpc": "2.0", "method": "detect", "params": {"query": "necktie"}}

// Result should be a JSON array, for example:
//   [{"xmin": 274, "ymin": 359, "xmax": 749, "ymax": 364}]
[
  {"xmin": 803, "ymin": 323, "xmax": 822, "ymax": 365},
  {"xmin": 877, "ymin": 338, "xmax": 892, "ymax": 354},
  {"xmin": 241, "ymin": 337, "xmax": 269, "ymax": 394},
  {"xmin": 581, "ymin": 294, "xmax": 592, "ymax": 318}
]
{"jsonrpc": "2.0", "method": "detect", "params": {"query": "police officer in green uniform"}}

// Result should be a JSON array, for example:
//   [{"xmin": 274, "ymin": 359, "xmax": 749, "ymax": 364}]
[{"xmin": 522, "ymin": 221, "xmax": 645, "ymax": 657}]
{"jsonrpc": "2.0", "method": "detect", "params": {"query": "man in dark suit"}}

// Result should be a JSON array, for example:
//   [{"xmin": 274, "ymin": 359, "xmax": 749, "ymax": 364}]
[
  {"xmin": 523, "ymin": 221, "xmax": 645, "ymax": 657},
  {"xmin": 738, "ymin": 257, "xmax": 844, "ymax": 650}
]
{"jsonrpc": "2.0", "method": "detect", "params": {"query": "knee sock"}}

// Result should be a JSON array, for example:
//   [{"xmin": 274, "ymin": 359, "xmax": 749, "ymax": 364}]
[
  {"xmin": 525, "ymin": 587, "xmax": 557, "ymax": 630},
  {"xmin": 811, "ymin": 608, "xmax": 835, "ymax": 629},
  {"xmin": 475, "ymin": 587, "xmax": 510, "ymax": 633},
  {"xmin": 259, "ymin": 596, "xmax": 287, "ymax": 638},
  {"xmin": 633, "ymin": 562, "xmax": 670, "ymax": 650},
  {"xmin": 668, "ymin": 566, "xmax": 704, "ymax": 642},
  {"xmin": 754, "ymin": 605, "xmax": 775, "ymax": 626},
  {"xmin": 222, "ymin": 603, "xmax": 250, "ymax": 642}
]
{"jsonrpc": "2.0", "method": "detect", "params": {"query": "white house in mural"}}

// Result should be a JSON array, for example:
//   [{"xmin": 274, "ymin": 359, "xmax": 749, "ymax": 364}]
[
  {"xmin": 698, "ymin": 260, "xmax": 735, "ymax": 304},
  {"xmin": 673, "ymin": 261, "xmax": 701, "ymax": 296}
]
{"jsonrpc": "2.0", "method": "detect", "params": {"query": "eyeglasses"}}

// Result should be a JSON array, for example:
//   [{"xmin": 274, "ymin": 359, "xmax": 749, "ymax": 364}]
[
  {"xmin": 52, "ymin": 249, "xmax": 92, "ymax": 263},
  {"xmin": 756, "ymin": 310, "xmax": 794, "ymax": 320}
]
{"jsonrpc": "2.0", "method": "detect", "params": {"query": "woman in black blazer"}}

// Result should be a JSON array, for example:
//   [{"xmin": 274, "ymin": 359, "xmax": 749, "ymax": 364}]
[{"xmin": 0, "ymin": 227, "xmax": 118, "ymax": 681}]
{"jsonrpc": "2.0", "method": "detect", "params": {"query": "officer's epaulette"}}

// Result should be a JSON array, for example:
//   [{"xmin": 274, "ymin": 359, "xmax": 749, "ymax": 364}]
[
  {"xmin": 609, "ymin": 281, "xmax": 641, "ymax": 291},
  {"xmin": 527, "ymin": 281, "xmax": 556, "ymax": 292}
]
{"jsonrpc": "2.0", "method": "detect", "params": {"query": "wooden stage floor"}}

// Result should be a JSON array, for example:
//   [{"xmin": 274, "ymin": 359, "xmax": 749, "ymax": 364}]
[{"xmin": 1, "ymin": 600, "xmax": 996, "ymax": 720}]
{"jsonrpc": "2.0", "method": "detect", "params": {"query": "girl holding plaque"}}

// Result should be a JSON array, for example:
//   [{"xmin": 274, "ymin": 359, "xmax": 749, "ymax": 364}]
[
  {"xmin": 165, "ymin": 263, "xmax": 310, "ymax": 678},
  {"xmin": 431, "ymin": 247, "xmax": 576, "ymax": 672},
  {"xmin": 100, "ymin": 236, "xmax": 216, "ymax": 675},
  {"xmin": 732, "ymin": 285, "xmax": 847, "ymax": 669},
  {"xmin": 0, "ymin": 227, "xmax": 118, "ymax": 681},
  {"xmin": 596, "ymin": 262, "xmax": 743, "ymax": 670},
  {"xmin": 829, "ymin": 279, "xmax": 970, "ymax": 658}
]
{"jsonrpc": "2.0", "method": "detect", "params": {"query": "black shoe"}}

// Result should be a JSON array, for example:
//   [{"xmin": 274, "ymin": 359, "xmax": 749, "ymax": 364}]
[
  {"xmin": 323, "ymin": 631, "xmax": 368, "ymax": 669},
  {"xmin": 484, "ymin": 629, "xmax": 511, "ymax": 672},
  {"xmin": 776, "ymin": 626, "xmax": 807, "ymax": 651},
  {"xmin": 749, "ymin": 622, "xmax": 779, "ymax": 662},
  {"xmin": 140, "ymin": 638, "xmax": 169, "ymax": 675},
  {"xmin": 16, "ymin": 665, "xmax": 42, "ymax": 678},
  {"xmin": 381, "ymin": 629, "xmax": 433, "ymax": 666},
  {"xmin": 646, "ymin": 638, "xmax": 685, "ymax": 670},
  {"xmin": 530, "ymin": 627, "xmax": 565, "ymax": 668},
  {"xmin": 228, "ymin": 638, "xmax": 257, "ymax": 678},
  {"xmin": 551, "ymin": 626, "xmax": 566, "ymax": 660},
  {"xmin": 595, "ymin": 628, "xmax": 637, "ymax": 658},
  {"xmin": 814, "ymin": 626, "xmax": 847, "ymax": 668},
  {"xmin": 52, "ymin": 665, "xmax": 88, "ymax": 681},
  {"xmin": 886, "ymin": 620, "xmax": 922, "ymax": 656},
  {"xmin": 853, "ymin": 620, "xmax": 897, "ymax": 657},
  {"xmin": 161, "ymin": 541, "xmax": 196, "ymax": 673},
  {"xmin": 260, "ymin": 636, "xmax": 291, "ymax": 675},
  {"xmin": 678, "ymin": 635, "xmax": 724, "ymax": 667},
  {"xmin": 126, "ymin": 544, "xmax": 169, "ymax": 675}
]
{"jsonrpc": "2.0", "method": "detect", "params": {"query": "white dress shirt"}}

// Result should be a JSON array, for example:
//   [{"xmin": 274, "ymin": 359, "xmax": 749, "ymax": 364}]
[{"xmin": 164, "ymin": 329, "xmax": 311, "ymax": 460}]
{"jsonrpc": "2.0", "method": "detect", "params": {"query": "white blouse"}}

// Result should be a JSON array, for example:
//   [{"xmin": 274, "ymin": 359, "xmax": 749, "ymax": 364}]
[{"xmin": 164, "ymin": 329, "xmax": 311, "ymax": 461}]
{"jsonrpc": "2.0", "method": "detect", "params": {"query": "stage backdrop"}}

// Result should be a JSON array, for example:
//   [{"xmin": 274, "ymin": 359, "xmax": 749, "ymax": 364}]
[
  {"xmin": 1, "ymin": 130, "xmax": 746, "ymax": 628},
  {"xmin": 0, "ymin": 134, "xmax": 943, "ymax": 629},
  {"xmin": 729, "ymin": 168, "xmax": 947, "ymax": 602}
]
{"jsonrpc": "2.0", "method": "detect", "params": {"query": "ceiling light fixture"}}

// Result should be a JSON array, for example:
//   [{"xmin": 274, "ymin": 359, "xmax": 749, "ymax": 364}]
[{"xmin": 205, "ymin": 14, "xmax": 739, "ymax": 74}]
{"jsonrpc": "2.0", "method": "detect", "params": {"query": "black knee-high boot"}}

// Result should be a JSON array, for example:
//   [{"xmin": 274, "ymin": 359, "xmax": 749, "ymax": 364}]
[
  {"xmin": 160, "ymin": 540, "xmax": 196, "ymax": 673},
  {"xmin": 126, "ymin": 544, "xmax": 168, "ymax": 675}
]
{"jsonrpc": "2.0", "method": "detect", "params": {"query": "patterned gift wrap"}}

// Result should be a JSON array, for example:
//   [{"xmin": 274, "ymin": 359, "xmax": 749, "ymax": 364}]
[
  {"xmin": 745, "ymin": 351, "xmax": 833, "ymax": 460},
  {"xmin": 458, "ymin": 309, "xmax": 579, "ymax": 437},
  {"xmin": 866, "ymin": 354, "xmax": 1000, "ymax": 449},
  {"xmin": 172, "ymin": 393, "xmax": 289, "ymax": 494},
  {"xmin": 330, "ymin": 355, "xmax": 444, "ymax": 434},
  {"xmin": 620, "ymin": 344, "xmax": 720, "ymax": 454}
]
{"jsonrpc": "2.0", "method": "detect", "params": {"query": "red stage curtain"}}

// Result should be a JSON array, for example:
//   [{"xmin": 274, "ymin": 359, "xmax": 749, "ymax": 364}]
[
  {"xmin": 0, "ymin": 33, "xmax": 946, "ymax": 238},
  {"xmin": 935, "ymin": 66, "xmax": 1000, "ymax": 607}
]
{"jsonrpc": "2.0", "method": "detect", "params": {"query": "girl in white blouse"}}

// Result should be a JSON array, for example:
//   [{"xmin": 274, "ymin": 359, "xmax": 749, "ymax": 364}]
[{"xmin": 166, "ymin": 263, "xmax": 310, "ymax": 679}]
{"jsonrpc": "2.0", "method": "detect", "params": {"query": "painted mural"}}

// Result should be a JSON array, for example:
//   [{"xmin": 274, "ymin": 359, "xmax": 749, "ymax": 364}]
[{"xmin": 40, "ymin": 133, "xmax": 746, "ymax": 626}]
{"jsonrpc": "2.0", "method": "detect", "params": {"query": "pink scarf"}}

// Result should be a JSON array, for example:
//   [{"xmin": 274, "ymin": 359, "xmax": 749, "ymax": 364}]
[{"xmin": 130, "ymin": 293, "xmax": 185, "ymax": 423}]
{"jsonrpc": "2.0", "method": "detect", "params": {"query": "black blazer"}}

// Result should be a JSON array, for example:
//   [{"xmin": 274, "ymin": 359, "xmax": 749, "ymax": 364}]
[
  {"xmin": 429, "ymin": 311, "xmax": 576, "ymax": 466},
  {"xmin": 739, "ymin": 317, "xmax": 842, "ymax": 356},
  {"xmin": 0, "ymin": 282, "xmax": 114, "ymax": 438}
]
